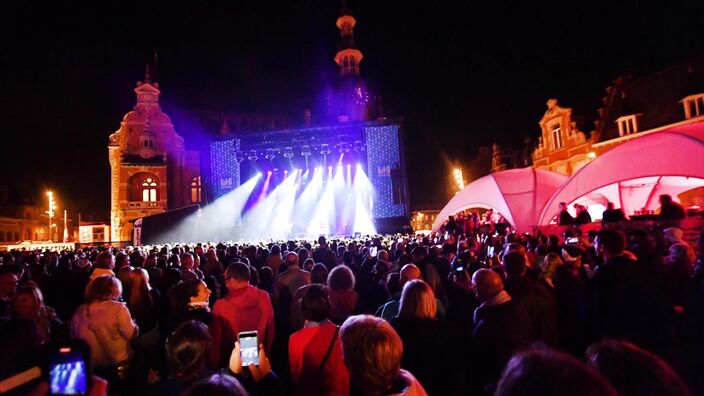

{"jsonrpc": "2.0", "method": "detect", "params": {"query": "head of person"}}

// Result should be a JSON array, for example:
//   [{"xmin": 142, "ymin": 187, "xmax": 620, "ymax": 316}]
[
  {"xmin": 663, "ymin": 227, "xmax": 684, "ymax": 244},
  {"xmin": 223, "ymin": 262, "xmax": 250, "ymax": 292},
  {"xmin": 181, "ymin": 253, "xmax": 195, "ymax": 270},
  {"xmin": 270, "ymin": 244, "xmax": 281, "ymax": 256},
  {"xmin": 284, "ymin": 251, "xmax": 299, "ymax": 270},
  {"xmin": 115, "ymin": 251, "xmax": 130, "ymax": 269},
  {"xmin": 503, "ymin": 251, "xmax": 527, "ymax": 279},
  {"xmin": 471, "ymin": 268, "xmax": 504, "ymax": 302},
  {"xmin": 495, "ymin": 349, "xmax": 617, "ymax": 396},
  {"xmin": 659, "ymin": 194, "xmax": 673, "ymax": 205},
  {"xmin": 183, "ymin": 373, "xmax": 248, "ymax": 396},
  {"xmin": 302, "ymin": 258, "xmax": 315, "ymax": 272},
  {"xmin": 301, "ymin": 284, "xmax": 331, "ymax": 323},
  {"xmin": 559, "ymin": 202, "xmax": 568, "ymax": 211},
  {"xmin": 398, "ymin": 279, "xmax": 436, "ymax": 320},
  {"xmin": 595, "ymin": 230, "xmax": 627, "ymax": 259},
  {"xmin": 167, "ymin": 320, "xmax": 212, "ymax": 381},
  {"xmin": 257, "ymin": 266, "xmax": 273, "ymax": 291},
  {"xmin": 94, "ymin": 251, "xmax": 115, "ymax": 270},
  {"xmin": 586, "ymin": 339, "xmax": 691, "ymax": 396},
  {"xmin": 540, "ymin": 253, "xmax": 563, "ymax": 282},
  {"xmin": 310, "ymin": 263, "xmax": 329, "ymax": 285},
  {"xmin": 318, "ymin": 236, "xmax": 328, "ymax": 248},
  {"xmin": 668, "ymin": 243, "xmax": 693, "ymax": 265},
  {"xmin": 10, "ymin": 285, "xmax": 45, "ymax": 319},
  {"xmin": 170, "ymin": 279, "xmax": 211, "ymax": 311},
  {"xmin": 410, "ymin": 246, "xmax": 427, "ymax": 264},
  {"xmin": 0, "ymin": 272, "xmax": 19, "ymax": 299},
  {"xmin": 399, "ymin": 264, "xmax": 422, "ymax": 289},
  {"xmin": 606, "ymin": 202, "xmax": 615, "ymax": 210},
  {"xmin": 386, "ymin": 272, "xmax": 401, "ymax": 296},
  {"xmin": 328, "ymin": 265, "xmax": 355, "ymax": 292},
  {"xmin": 340, "ymin": 315, "xmax": 403, "ymax": 395},
  {"xmin": 85, "ymin": 275, "xmax": 122, "ymax": 304}
]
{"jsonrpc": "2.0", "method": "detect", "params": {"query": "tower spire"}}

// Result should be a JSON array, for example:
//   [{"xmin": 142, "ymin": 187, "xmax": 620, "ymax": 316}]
[
  {"xmin": 334, "ymin": 2, "xmax": 363, "ymax": 77},
  {"xmin": 144, "ymin": 64, "xmax": 152, "ymax": 84}
]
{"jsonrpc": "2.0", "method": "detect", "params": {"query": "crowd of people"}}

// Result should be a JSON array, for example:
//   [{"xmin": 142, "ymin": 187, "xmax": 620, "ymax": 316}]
[{"xmin": 0, "ymin": 218, "xmax": 703, "ymax": 395}]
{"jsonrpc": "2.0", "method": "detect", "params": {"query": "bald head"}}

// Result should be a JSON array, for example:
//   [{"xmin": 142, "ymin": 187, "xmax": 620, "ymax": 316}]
[
  {"xmin": 400, "ymin": 264, "xmax": 422, "ymax": 288},
  {"xmin": 472, "ymin": 269, "xmax": 504, "ymax": 302}
]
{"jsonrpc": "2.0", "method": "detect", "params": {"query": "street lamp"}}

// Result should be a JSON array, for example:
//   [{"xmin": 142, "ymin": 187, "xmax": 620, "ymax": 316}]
[
  {"xmin": 453, "ymin": 168, "xmax": 464, "ymax": 191},
  {"xmin": 46, "ymin": 191, "xmax": 57, "ymax": 241}
]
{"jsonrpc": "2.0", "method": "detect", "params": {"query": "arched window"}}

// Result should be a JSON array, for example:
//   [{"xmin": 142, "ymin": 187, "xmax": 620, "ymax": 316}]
[
  {"xmin": 142, "ymin": 178, "xmax": 158, "ymax": 202},
  {"xmin": 191, "ymin": 176, "xmax": 202, "ymax": 203},
  {"xmin": 13, "ymin": 232, "xmax": 19, "ymax": 242},
  {"xmin": 0, "ymin": 231, "xmax": 5, "ymax": 242}
]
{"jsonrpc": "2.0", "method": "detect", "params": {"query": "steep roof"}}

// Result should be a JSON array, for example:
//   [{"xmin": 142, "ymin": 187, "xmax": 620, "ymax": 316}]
[{"xmin": 595, "ymin": 53, "xmax": 704, "ymax": 142}]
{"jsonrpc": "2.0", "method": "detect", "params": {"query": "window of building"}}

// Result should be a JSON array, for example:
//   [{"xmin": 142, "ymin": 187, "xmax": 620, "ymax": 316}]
[
  {"xmin": 551, "ymin": 124, "xmax": 563, "ymax": 150},
  {"xmin": 142, "ymin": 178, "xmax": 158, "ymax": 202},
  {"xmin": 681, "ymin": 94, "xmax": 704, "ymax": 119},
  {"xmin": 616, "ymin": 114, "xmax": 639, "ymax": 136},
  {"xmin": 0, "ymin": 231, "xmax": 5, "ymax": 242},
  {"xmin": 191, "ymin": 176, "xmax": 202, "ymax": 203}
]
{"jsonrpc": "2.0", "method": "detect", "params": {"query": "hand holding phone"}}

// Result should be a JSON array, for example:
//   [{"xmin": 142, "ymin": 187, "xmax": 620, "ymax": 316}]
[{"xmin": 237, "ymin": 331, "xmax": 259, "ymax": 367}]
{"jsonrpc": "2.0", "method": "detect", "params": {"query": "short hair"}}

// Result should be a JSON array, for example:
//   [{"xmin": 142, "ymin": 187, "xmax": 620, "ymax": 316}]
[
  {"xmin": 503, "ymin": 251, "xmax": 527, "ymax": 277},
  {"xmin": 328, "ymin": 265, "xmax": 355, "ymax": 291},
  {"xmin": 311, "ymin": 263, "xmax": 328, "ymax": 285},
  {"xmin": 301, "ymin": 284, "xmax": 331, "ymax": 322},
  {"xmin": 398, "ymin": 280, "xmax": 436, "ymax": 320},
  {"xmin": 495, "ymin": 349, "xmax": 617, "ymax": 396},
  {"xmin": 167, "ymin": 320, "xmax": 212, "ymax": 380},
  {"xmin": 85, "ymin": 275, "xmax": 122, "ymax": 303},
  {"xmin": 586, "ymin": 339, "xmax": 692, "ymax": 396},
  {"xmin": 659, "ymin": 194, "xmax": 672, "ymax": 203},
  {"xmin": 596, "ymin": 230, "xmax": 627, "ymax": 255},
  {"xmin": 270, "ymin": 244, "xmax": 281, "ymax": 255},
  {"xmin": 340, "ymin": 315, "xmax": 403, "ymax": 395},
  {"xmin": 183, "ymin": 373, "xmax": 248, "ymax": 396},
  {"xmin": 94, "ymin": 251, "xmax": 114, "ymax": 269},
  {"xmin": 224, "ymin": 262, "xmax": 250, "ymax": 282},
  {"xmin": 169, "ymin": 279, "xmax": 205, "ymax": 312},
  {"xmin": 540, "ymin": 253, "xmax": 563, "ymax": 282}
]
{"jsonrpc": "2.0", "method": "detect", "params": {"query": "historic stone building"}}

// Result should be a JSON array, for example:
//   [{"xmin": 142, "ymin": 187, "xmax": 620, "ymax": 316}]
[
  {"xmin": 531, "ymin": 54, "xmax": 704, "ymax": 175},
  {"xmin": 108, "ymin": 68, "xmax": 200, "ymax": 242}
]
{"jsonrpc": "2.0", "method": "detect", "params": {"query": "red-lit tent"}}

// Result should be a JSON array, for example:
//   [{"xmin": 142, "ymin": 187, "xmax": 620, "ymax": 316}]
[
  {"xmin": 432, "ymin": 169, "xmax": 567, "ymax": 234},
  {"xmin": 538, "ymin": 122, "xmax": 704, "ymax": 225}
]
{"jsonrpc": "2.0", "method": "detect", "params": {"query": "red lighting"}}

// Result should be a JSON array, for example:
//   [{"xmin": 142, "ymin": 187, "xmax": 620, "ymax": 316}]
[{"xmin": 59, "ymin": 347, "xmax": 71, "ymax": 353}]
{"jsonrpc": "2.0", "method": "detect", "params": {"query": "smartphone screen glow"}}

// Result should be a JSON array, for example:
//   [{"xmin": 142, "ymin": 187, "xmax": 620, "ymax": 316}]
[{"xmin": 239, "ymin": 334, "xmax": 259, "ymax": 366}]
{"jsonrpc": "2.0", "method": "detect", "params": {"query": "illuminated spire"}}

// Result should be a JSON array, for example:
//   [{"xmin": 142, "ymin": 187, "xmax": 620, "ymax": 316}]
[{"xmin": 334, "ymin": 2, "xmax": 363, "ymax": 77}]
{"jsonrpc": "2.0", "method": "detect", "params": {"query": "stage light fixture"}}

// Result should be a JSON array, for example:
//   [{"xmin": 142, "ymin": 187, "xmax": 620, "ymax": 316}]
[
  {"xmin": 283, "ymin": 147, "xmax": 294, "ymax": 159},
  {"xmin": 301, "ymin": 145, "xmax": 311, "ymax": 157},
  {"xmin": 338, "ymin": 142, "xmax": 350, "ymax": 153},
  {"xmin": 235, "ymin": 150, "xmax": 245, "ymax": 163},
  {"xmin": 353, "ymin": 141, "xmax": 364, "ymax": 152},
  {"xmin": 320, "ymin": 143, "xmax": 331, "ymax": 155},
  {"xmin": 248, "ymin": 150, "xmax": 258, "ymax": 161},
  {"xmin": 265, "ymin": 148, "xmax": 276, "ymax": 161}
]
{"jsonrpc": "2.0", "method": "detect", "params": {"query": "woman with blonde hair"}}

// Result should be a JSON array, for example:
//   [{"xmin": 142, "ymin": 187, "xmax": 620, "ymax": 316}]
[
  {"xmin": 390, "ymin": 280, "xmax": 464, "ymax": 395},
  {"xmin": 71, "ymin": 275, "xmax": 139, "ymax": 386},
  {"xmin": 127, "ymin": 268, "xmax": 160, "ymax": 343},
  {"xmin": 539, "ymin": 253, "xmax": 563, "ymax": 289},
  {"xmin": 340, "ymin": 315, "xmax": 427, "ymax": 396}
]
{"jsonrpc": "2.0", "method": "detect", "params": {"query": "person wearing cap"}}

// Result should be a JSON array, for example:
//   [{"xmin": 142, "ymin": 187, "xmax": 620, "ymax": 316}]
[{"xmin": 210, "ymin": 262, "xmax": 275, "ymax": 368}]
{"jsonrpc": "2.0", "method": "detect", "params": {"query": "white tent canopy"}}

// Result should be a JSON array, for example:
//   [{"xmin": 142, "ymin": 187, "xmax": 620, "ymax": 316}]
[
  {"xmin": 432, "ymin": 169, "xmax": 567, "ymax": 233},
  {"xmin": 538, "ymin": 122, "xmax": 704, "ymax": 225}
]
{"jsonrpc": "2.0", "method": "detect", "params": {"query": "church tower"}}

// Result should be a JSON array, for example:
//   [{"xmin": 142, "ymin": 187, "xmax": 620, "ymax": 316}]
[
  {"xmin": 332, "ymin": 2, "xmax": 371, "ymax": 122},
  {"xmin": 108, "ymin": 63, "xmax": 200, "ymax": 242}
]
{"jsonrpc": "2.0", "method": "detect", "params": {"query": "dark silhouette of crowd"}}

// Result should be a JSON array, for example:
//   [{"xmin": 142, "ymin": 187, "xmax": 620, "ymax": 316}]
[{"xmin": 0, "ymin": 222, "xmax": 703, "ymax": 396}]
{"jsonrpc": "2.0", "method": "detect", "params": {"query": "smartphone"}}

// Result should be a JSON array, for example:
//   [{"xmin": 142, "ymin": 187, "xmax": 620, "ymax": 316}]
[
  {"xmin": 566, "ymin": 237, "xmax": 580, "ymax": 244},
  {"xmin": 370, "ymin": 246, "xmax": 378, "ymax": 257},
  {"xmin": 47, "ymin": 343, "xmax": 89, "ymax": 395},
  {"xmin": 238, "ymin": 331, "xmax": 259, "ymax": 366},
  {"xmin": 486, "ymin": 246, "xmax": 495, "ymax": 257}
]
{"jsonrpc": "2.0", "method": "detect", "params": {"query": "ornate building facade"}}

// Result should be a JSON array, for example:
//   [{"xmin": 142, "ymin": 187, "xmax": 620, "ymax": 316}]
[
  {"xmin": 108, "ymin": 69, "xmax": 200, "ymax": 242},
  {"xmin": 531, "ymin": 54, "xmax": 704, "ymax": 175}
]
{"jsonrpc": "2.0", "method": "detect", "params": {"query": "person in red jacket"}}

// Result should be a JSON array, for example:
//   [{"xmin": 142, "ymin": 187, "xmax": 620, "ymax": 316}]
[
  {"xmin": 288, "ymin": 284, "xmax": 349, "ymax": 396},
  {"xmin": 210, "ymin": 262, "xmax": 275, "ymax": 368}
]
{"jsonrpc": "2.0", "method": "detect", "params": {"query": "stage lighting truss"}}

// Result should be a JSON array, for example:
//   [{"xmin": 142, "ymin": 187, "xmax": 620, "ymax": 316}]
[
  {"xmin": 320, "ymin": 143, "xmax": 331, "ymax": 156},
  {"xmin": 301, "ymin": 145, "xmax": 312, "ymax": 157},
  {"xmin": 353, "ymin": 140, "xmax": 365, "ymax": 152},
  {"xmin": 283, "ymin": 147, "xmax": 294, "ymax": 159},
  {"xmin": 235, "ymin": 150, "xmax": 245, "ymax": 163},
  {"xmin": 338, "ymin": 142, "xmax": 350, "ymax": 153},
  {"xmin": 265, "ymin": 148, "xmax": 276, "ymax": 161},
  {"xmin": 247, "ymin": 150, "xmax": 258, "ymax": 161}
]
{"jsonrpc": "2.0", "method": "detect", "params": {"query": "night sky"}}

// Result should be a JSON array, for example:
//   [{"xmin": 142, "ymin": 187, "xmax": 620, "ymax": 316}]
[{"xmin": 2, "ymin": 1, "xmax": 704, "ymax": 220}]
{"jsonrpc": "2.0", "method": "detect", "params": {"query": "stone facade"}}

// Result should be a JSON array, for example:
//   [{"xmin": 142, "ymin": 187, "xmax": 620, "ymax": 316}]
[{"xmin": 109, "ymin": 74, "xmax": 200, "ymax": 242}]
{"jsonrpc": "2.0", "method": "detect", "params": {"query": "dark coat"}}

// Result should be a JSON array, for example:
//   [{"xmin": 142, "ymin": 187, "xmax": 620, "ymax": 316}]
[
  {"xmin": 390, "ymin": 317, "xmax": 466, "ymax": 396},
  {"xmin": 504, "ymin": 276, "xmax": 559, "ymax": 347},
  {"xmin": 470, "ymin": 300, "xmax": 532, "ymax": 389}
]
